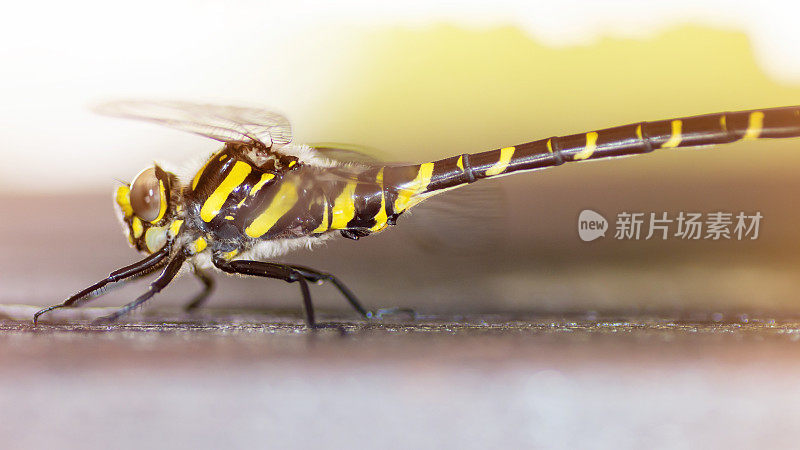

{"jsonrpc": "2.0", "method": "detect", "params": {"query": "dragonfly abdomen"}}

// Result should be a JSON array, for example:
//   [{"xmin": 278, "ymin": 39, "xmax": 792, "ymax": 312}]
[
  {"xmin": 382, "ymin": 106, "xmax": 800, "ymax": 215},
  {"xmin": 472, "ymin": 106, "xmax": 800, "ymax": 178}
]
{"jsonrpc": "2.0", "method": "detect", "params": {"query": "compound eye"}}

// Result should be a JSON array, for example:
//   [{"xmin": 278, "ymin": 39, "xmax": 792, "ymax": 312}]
[{"xmin": 130, "ymin": 167, "xmax": 164, "ymax": 222}]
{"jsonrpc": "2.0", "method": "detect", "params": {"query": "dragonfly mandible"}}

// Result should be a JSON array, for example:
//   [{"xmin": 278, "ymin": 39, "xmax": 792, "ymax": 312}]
[{"xmin": 33, "ymin": 101, "xmax": 800, "ymax": 328}]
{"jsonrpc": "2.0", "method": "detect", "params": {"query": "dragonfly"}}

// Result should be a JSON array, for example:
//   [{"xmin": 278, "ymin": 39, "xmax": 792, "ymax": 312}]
[{"xmin": 33, "ymin": 101, "xmax": 800, "ymax": 328}]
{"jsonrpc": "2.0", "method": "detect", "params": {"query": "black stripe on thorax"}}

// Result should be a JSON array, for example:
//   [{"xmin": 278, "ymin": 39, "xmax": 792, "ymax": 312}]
[{"xmin": 189, "ymin": 149, "xmax": 234, "ymax": 202}]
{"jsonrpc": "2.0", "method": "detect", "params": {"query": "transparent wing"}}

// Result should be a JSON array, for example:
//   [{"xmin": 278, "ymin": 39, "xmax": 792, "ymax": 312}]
[
  {"xmin": 399, "ymin": 181, "xmax": 508, "ymax": 255},
  {"xmin": 309, "ymin": 142, "xmax": 394, "ymax": 166},
  {"xmin": 307, "ymin": 144, "xmax": 418, "ymax": 189},
  {"xmin": 92, "ymin": 100, "xmax": 292, "ymax": 148}
]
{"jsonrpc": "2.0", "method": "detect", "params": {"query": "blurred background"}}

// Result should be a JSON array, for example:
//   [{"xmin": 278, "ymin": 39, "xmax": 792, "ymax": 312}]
[{"xmin": 2, "ymin": 0, "xmax": 800, "ymax": 315}]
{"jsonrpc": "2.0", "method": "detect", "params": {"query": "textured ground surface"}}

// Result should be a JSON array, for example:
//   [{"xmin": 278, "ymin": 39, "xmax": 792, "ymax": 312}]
[{"xmin": 2, "ymin": 308, "xmax": 800, "ymax": 449}]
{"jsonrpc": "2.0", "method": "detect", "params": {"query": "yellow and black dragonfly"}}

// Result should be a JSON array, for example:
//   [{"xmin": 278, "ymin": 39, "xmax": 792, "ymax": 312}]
[{"xmin": 33, "ymin": 101, "xmax": 800, "ymax": 327}]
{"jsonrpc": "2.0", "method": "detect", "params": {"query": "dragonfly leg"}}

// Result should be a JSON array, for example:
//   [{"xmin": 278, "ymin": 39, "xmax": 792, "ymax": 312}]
[
  {"xmin": 183, "ymin": 266, "xmax": 215, "ymax": 312},
  {"xmin": 213, "ymin": 259, "xmax": 328, "ymax": 328},
  {"xmin": 286, "ymin": 264, "xmax": 370, "ymax": 318},
  {"xmin": 33, "ymin": 248, "xmax": 170, "ymax": 325},
  {"xmin": 94, "ymin": 252, "xmax": 187, "ymax": 324},
  {"xmin": 279, "ymin": 264, "xmax": 415, "ymax": 322}
]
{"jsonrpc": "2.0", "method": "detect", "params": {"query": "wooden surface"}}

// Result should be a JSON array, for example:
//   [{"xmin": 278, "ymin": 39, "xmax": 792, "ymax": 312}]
[{"xmin": 2, "ymin": 311, "xmax": 800, "ymax": 449}]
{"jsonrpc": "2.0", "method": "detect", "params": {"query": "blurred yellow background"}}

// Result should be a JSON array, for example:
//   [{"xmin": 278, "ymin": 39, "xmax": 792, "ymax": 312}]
[{"xmin": 323, "ymin": 24, "xmax": 800, "ymax": 175}]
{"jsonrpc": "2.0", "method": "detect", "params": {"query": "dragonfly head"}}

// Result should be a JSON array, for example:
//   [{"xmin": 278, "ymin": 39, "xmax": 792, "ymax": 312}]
[{"xmin": 114, "ymin": 164, "xmax": 183, "ymax": 253}]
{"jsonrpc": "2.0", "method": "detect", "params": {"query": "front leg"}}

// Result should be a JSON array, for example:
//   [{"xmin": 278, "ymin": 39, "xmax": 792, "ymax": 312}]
[
  {"xmin": 33, "ymin": 247, "xmax": 170, "ymax": 324},
  {"xmin": 94, "ymin": 252, "xmax": 188, "ymax": 323}
]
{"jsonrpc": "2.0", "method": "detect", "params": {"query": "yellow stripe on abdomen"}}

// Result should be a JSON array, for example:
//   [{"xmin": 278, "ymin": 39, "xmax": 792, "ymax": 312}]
[
  {"xmin": 573, "ymin": 133, "xmax": 598, "ymax": 161},
  {"xmin": 661, "ymin": 120, "xmax": 683, "ymax": 148},
  {"xmin": 485, "ymin": 146, "xmax": 515, "ymax": 176},
  {"xmin": 200, "ymin": 161, "xmax": 252, "ymax": 222},
  {"xmin": 743, "ymin": 111, "xmax": 764, "ymax": 140},
  {"xmin": 394, "ymin": 163, "xmax": 434, "ymax": 212},
  {"xmin": 370, "ymin": 168, "xmax": 388, "ymax": 232},
  {"xmin": 245, "ymin": 182, "xmax": 298, "ymax": 238}
]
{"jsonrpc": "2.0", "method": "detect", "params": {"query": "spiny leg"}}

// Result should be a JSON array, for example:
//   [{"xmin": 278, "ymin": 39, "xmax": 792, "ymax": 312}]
[
  {"xmin": 214, "ymin": 259, "xmax": 316, "ymax": 325},
  {"xmin": 94, "ymin": 252, "xmax": 187, "ymax": 324},
  {"xmin": 213, "ymin": 259, "xmax": 326, "ymax": 328},
  {"xmin": 287, "ymin": 264, "xmax": 368, "ymax": 317},
  {"xmin": 287, "ymin": 264, "xmax": 415, "ymax": 320},
  {"xmin": 183, "ymin": 265, "xmax": 215, "ymax": 312},
  {"xmin": 33, "ymin": 248, "xmax": 170, "ymax": 324}
]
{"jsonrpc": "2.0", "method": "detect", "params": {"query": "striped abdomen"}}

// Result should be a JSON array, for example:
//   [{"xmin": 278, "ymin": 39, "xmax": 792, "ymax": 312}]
[{"xmin": 382, "ymin": 106, "xmax": 800, "ymax": 215}]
